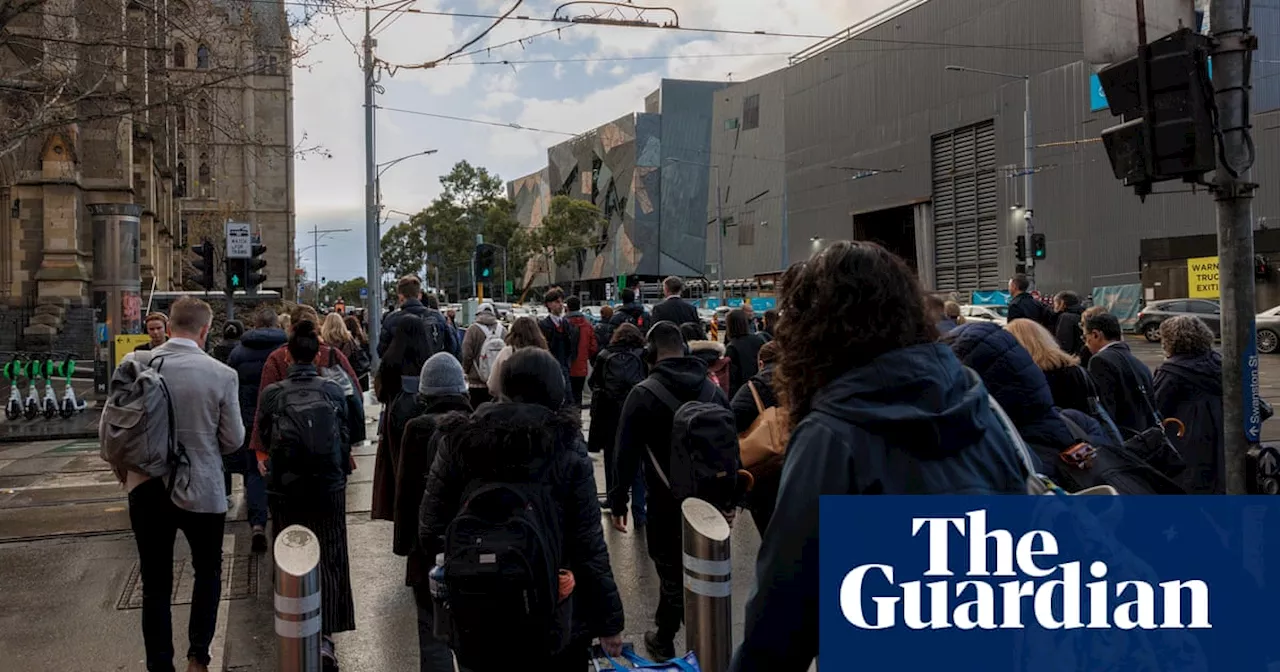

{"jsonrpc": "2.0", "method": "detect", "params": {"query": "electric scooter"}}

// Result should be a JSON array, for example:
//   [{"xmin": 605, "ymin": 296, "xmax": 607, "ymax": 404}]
[
  {"xmin": 38, "ymin": 359, "xmax": 58, "ymax": 420},
  {"xmin": 23, "ymin": 356, "xmax": 40, "ymax": 420},
  {"xmin": 4, "ymin": 357, "xmax": 23, "ymax": 421},
  {"xmin": 56, "ymin": 357, "xmax": 86, "ymax": 417}
]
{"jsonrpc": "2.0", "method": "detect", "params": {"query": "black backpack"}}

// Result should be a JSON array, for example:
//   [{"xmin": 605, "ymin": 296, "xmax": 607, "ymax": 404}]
[
  {"xmin": 442, "ymin": 466, "xmax": 571, "ymax": 664},
  {"xmin": 637, "ymin": 378, "xmax": 741, "ymax": 508},
  {"xmin": 268, "ymin": 377, "xmax": 345, "ymax": 494},
  {"xmin": 599, "ymin": 349, "xmax": 646, "ymax": 403}
]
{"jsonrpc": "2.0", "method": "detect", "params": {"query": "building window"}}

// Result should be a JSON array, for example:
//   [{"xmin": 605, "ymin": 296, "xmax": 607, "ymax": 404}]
[
  {"xmin": 742, "ymin": 94, "xmax": 760, "ymax": 130},
  {"xmin": 725, "ymin": 118, "xmax": 739, "ymax": 130},
  {"xmin": 197, "ymin": 97, "xmax": 210, "ymax": 133},
  {"xmin": 197, "ymin": 152, "xmax": 210, "ymax": 188},
  {"xmin": 173, "ymin": 41, "xmax": 187, "ymax": 68},
  {"xmin": 268, "ymin": 55, "xmax": 278, "ymax": 75},
  {"xmin": 176, "ymin": 152, "xmax": 187, "ymax": 197},
  {"xmin": 196, "ymin": 44, "xmax": 210, "ymax": 69}
]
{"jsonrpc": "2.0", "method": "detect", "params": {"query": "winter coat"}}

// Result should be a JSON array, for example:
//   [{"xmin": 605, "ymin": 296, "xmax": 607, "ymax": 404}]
[
  {"xmin": 1055, "ymin": 304, "xmax": 1088, "ymax": 363},
  {"xmin": 650, "ymin": 296, "xmax": 698, "ymax": 327},
  {"xmin": 730, "ymin": 365, "xmax": 779, "ymax": 434},
  {"xmin": 1088, "ymin": 341, "xmax": 1157, "ymax": 434},
  {"xmin": 461, "ymin": 314, "xmax": 505, "ymax": 389},
  {"xmin": 594, "ymin": 321, "xmax": 617, "ymax": 354},
  {"xmin": 1154, "ymin": 351, "xmax": 1224, "ymax": 494},
  {"xmin": 947, "ymin": 322, "xmax": 1086, "ymax": 481},
  {"xmin": 726, "ymin": 333, "xmax": 766, "ymax": 399},
  {"xmin": 418, "ymin": 401, "xmax": 625, "ymax": 640},
  {"xmin": 227, "ymin": 327, "xmax": 287, "ymax": 432},
  {"xmin": 371, "ymin": 375, "xmax": 421, "ymax": 521},
  {"xmin": 539, "ymin": 315, "xmax": 579, "ymax": 379},
  {"xmin": 730, "ymin": 342, "xmax": 1026, "ymax": 672},
  {"xmin": 394, "ymin": 394, "xmax": 472, "ymax": 595},
  {"xmin": 608, "ymin": 356, "xmax": 729, "ymax": 517},
  {"xmin": 586, "ymin": 344, "xmax": 646, "ymax": 454},
  {"xmin": 566, "ymin": 311, "xmax": 598, "ymax": 378},
  {"xmin": 377, "ymin": 298, "xmax": 458, "ymax": 358},
  {"xmin": 212, "ymin": 337, "xmax": 239, "ymax": 364},
  {"xmin": 1007, "ymin": 291, "xmax": 1049, "ymax": 325},
  {"xmin": 688, "ymin": 339, "xmax": 730, "ymax": 396},
  {"xmin": 608, "ymin": 302, "xmax": 649, "ymax": 330},
  {"xmin": 255, "ymin": 364, "xmax": 357, "ymax": 495},
  {"xmin": 1043, "ymin": 364, "xmax": 1096, "ymax": 415},
  {"xmin": 935, "ymin": 318, "xmax": 959, "ymax": 335},
  {"xmin": 250, "ymin": 343, "xmax": 364, "ymax": 460}
]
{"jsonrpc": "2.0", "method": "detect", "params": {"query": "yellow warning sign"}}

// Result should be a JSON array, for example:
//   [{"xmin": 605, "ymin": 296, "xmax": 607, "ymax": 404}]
[
  {"xmin": 1187, "ymin": 256, "xmax": 1220, "ymax": 299},
  {"xmin": 114, "ymin": 334, "xmax": 153, "ymax": 368}
]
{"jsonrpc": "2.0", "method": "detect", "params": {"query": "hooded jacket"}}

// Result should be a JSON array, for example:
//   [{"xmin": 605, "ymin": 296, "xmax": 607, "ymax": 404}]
[
  {"xmin": 1055, "ymin": 303, "xmax": 1088, "ymax": 362},
  {"xmin": 418, "ymin": 402, "xmax": 625, "ymax": 641},
  {"xmin": 730, "ymin": 342, "xmax": 1025, "ymax": 672},
  {"xmin": 688, "ymin": 339, "xmax": 730, "ymax": 396},
  {"xmin": 227, "ymin": 327, "xmax": 288, "ymax": 431},
  {"xmin": 609, "ymin": 302, "xmax": 648, "ymax": 329},
  {"xmin": 608, "ymin": 356, "xmax": 728, "ymax": 517},
  {"xmin": 394, "ymin": 394, "xmax": 471, "ymax": 593},
  {"xmin": 565, "ymin": 311, "xmax": 598, "ymax": 377},
  {"xmin": 1154, "ymin": 351, "xmax": 1224, "ymax": 494},
  {"xmin": 461, "ymin": 312, "xmax": 504, "ymax": 388}
]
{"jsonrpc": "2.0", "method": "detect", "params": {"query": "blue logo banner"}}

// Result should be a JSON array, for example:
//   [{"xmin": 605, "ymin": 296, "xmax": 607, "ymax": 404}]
[
  {"xmin": 750, "ymin": 297, "xmax": 776, "ymax": 312},
  {"xmin": 819, "ymin": 496, "xmax": 1277, "ymax": 671}
]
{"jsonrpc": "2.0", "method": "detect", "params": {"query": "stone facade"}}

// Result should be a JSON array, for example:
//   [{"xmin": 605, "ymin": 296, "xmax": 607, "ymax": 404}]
[{"xmin": 0, "ymin": 0, "xmax": 295, "ymax": 348}]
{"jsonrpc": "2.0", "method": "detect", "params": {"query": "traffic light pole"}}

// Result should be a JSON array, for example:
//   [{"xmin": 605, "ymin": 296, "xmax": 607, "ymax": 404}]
[
  {"xmin": 362, "ymin": 6, "xmax": 382, "ymax": 365},
  {"xmin": 1023, "ymin": 75, "xmax": 1036, "ymax": 286},
  {"xmin": 1211, "ymin": 0, "xmax": 1259, "ymax": 494}
]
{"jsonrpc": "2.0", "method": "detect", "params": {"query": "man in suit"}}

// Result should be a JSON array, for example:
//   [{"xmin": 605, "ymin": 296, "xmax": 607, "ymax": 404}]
[
  {"xmin": 1085, "ymin": 310, "xmax": 1156, "ymax": 433},
  {"xmin": 651, "ymin": 275, "xmax": 698, "ymax": 327},
  {"xmin": 123, "ymin": 296, "xmax": 244, "ymax": 672},
  {"xmin": 538, "ymin": 287, "xmax": 578, "ymax": 406},
  {"xmin": 1006, "ymin": 273, "xmax": 1049, "ymax": 326}
]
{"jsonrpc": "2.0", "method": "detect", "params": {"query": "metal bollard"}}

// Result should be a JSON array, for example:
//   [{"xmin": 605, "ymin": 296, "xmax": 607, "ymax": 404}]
[
  {"xmin": 682, "ymin": 497, "xmax": 733, "ymax": 672},
  {"xmin": 274, "ymin": 524, "xmax": 323, "ymax": 672}
]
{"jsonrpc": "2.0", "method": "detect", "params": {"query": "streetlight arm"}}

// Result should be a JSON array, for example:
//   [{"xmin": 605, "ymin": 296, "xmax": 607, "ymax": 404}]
[
  {"xmin": 377, "ymin": 149, "xmax": 439, "ymax": 178},
  {"xmin": 944, "ymin": 64, "xmax": 1027, "ymax": 80}
]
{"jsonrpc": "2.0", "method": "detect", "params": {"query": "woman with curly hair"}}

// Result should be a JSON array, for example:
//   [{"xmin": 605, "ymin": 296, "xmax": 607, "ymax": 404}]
[
  {"xmin": 1153, "ymin": 315, "xmax": 1222, "ymax": 494},
  {"xmin": 731, "ymin": 241, "xmax": 1027, "ymax": 672}
]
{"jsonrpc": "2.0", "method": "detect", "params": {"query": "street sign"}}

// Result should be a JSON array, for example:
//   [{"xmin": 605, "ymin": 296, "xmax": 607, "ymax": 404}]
[
  {"xmin": 1187, "ymin": 256, "xmax": 1219, "ymax": 298},
  {"xmin": 360, "ymin": 287, "xmax": 369, "ymax": 299},
  {"xmin": 505, "ymin": 280, "xmax": 514, "ymax": 295},
  {"xmin": 225, "ymin": 221, "xmax": 251, "ymax": 259}
]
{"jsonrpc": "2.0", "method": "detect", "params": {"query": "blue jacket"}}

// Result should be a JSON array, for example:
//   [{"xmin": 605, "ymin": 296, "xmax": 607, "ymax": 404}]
[
  {"xmin": 946, "ymin": 322, "xmax": 1112, "ymax": 480},
  {"xmin": 226, "ymin": 327, "xmax": 287, "ymax": 431},
  {"xmin": 730, "ymin": 342, "xmax": 1025, "ymax": 672},
  {"xmin": 377, "ymin": 298, "xmax": 459, "ymax": 358}
]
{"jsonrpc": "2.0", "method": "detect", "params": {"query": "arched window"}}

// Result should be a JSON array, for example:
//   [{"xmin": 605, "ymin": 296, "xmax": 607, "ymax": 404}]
[
  {"xmin": 198, "ymin": 152, "xmax": 210, "ymax": 187},
  {"xmin": 173, "ymin": 41, "xmax": 187, "ymax": 68},
  {"xmin": 196, "ymin": 44, "xmax": 210, "ymax": 69},
  {"xmin": 176, "ymin": 152, "xmax": 187, "ymax": 197},
  {"xmin": 197, "ymin": 97, "xmax": 210, "ymax": 132},
  {"xmin": 175, "ymin": 106, "xmax": 186, "ymax": 134}
]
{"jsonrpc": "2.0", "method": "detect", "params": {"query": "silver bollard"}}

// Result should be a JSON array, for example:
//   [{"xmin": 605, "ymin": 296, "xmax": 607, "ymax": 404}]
[
  {"xmin": 274, "ymin": 524, "xmax": 323, "ymax": 672},
  {"xmin": 682, "ymin": 497, "xmax": 733, "ymax": 672}
]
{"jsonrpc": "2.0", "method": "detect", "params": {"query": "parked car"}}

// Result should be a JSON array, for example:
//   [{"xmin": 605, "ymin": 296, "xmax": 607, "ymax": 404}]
[
  {"xmin": 1134, "ymin": 298, "xmax": 1221, "ymax": 342},
  {"xmin": 1256, "ymin": 306, "xmax": 1280, "ymax": 354},
  {"xmin": 960, "ymin": 304, "xmax": 1008, "ymax": 326}
]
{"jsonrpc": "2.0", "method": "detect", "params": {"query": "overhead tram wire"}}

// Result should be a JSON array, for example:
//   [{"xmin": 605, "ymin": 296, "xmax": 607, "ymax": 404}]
[{"xmin": 427, "ymin": 52, "xmax": 794, "ymax": 67}]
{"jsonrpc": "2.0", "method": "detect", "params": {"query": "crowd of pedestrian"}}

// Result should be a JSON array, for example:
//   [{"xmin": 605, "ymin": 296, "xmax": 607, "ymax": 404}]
[{"xmin": 101, "ymin": 243, "xmax": 1246, "ymax": 671}]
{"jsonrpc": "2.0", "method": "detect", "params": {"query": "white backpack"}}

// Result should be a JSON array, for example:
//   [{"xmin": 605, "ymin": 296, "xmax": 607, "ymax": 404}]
[{"xmin": 475, "ymin": 323, "xmax": 507, "ymax": 383}]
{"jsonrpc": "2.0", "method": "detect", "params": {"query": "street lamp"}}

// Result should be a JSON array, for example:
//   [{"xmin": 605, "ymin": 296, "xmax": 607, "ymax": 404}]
[
  {"xmin": 944, "ymin": 65, "xmax": 1036, "ymax": 284},
  {"xmin": 306, "ymin": 226, "xmax": 352, "ymax": 304},
  {"xmin": 367, "ymin": 148, "xmax": 437, "ymax": 362},
  {"xmin": 666, "ymin": 157, "xmax": 725, "ymax": 301}
]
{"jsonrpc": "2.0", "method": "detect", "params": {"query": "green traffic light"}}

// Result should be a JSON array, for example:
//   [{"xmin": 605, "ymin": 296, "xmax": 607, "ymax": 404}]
[
  {"xmin": 482, "ymin": 269, "xmax": 491, "ymax": 278},
  {"xmin": 232, "ymin": 274, "xmax": 241, "ymax": 287}
]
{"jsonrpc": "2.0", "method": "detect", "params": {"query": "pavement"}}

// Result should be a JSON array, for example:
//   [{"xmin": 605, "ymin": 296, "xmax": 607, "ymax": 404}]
[{"xmin": 0, "ymin": 337, "xmax": 1276, "ymax": 670}]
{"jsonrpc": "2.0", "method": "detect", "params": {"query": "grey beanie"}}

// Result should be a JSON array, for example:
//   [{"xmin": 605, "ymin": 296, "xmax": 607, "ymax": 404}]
[{"xmin": 418, "ymin": 352, "xmax": 467, "ymax": 396}]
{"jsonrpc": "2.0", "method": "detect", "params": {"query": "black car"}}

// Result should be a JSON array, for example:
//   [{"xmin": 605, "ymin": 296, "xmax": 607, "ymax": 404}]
[{"xmin": 1134, "ymin": 298, "xmax": 1221, "ymax": 342}]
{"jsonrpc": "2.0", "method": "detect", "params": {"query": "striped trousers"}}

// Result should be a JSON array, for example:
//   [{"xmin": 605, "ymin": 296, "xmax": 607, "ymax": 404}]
[{"xmin": 271, "ymin": 489, "xmax": 356, "ymax": 634}]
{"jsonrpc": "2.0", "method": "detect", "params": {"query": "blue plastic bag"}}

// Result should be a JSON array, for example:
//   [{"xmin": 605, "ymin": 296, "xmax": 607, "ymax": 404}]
[{"xmin": 595, "ymin": 648, "xmax": 700, "ymax": 672}]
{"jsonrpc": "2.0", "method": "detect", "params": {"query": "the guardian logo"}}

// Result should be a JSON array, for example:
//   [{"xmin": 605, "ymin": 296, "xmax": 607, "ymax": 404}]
[{"xmin": 841, "ymin": 510, "xmax": 1211, "ymax": 631}]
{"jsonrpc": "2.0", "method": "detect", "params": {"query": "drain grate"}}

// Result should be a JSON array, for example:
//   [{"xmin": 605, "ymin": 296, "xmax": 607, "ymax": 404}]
[{"xmin": 116, "ymin": 554, "xmax": 259, "ymax": 610}]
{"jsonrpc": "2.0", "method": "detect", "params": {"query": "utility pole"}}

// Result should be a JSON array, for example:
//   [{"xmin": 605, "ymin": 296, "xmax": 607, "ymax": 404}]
[
  {"xmin": 715, "ymin": 164, "xmax": 725, "ymax": 302},
  {"xmin": 1212, "ymin": 0, "xmax": 1259, "ymax": 494},
  {"xmin": 1022, "ymin": 75, "xmax": 1035, "ymax": 286},
  {"xmin": 363, "ymin": 6, "xmax": 381, "ymax": 363}
]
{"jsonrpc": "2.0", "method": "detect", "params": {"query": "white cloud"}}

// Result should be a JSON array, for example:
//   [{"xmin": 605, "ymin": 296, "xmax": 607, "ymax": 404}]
[{"xmin": 292, "ymin": 0, "xmax": 903, "ymax": 277}]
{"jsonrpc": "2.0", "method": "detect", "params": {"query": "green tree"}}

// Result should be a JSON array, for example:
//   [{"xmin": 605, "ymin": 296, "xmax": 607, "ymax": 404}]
[
  {"xmin": 380, "ymin": 220, "xmax": 427, "ymax": 281},
  {"xmin": 440, "ymin": 160, "xmax": 506, "ymax": 214},
  {"xmin": 318, "ymin": 277, "xmax": 368, "ymax": 305},
  {"xmin": 534, "ymin": 196, "xmax": 605, "ymax": 288}
]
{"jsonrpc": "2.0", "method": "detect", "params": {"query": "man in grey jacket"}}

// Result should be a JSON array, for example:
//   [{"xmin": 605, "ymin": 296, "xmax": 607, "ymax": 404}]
[{"xmin": 124, "ymin": 296, "xmax": 243, "ymax": 672}]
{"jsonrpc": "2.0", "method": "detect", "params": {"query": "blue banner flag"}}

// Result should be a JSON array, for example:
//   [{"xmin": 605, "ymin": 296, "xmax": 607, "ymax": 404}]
[{"xmin": 819, "ymin": 496, "xmax": 1277, "ymax": 671}]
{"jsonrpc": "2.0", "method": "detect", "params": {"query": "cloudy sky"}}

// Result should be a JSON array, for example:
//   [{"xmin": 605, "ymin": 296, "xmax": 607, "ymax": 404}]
[{"xmin": 291, "ymin": 0, "xmax": 900, "ymax": 281}]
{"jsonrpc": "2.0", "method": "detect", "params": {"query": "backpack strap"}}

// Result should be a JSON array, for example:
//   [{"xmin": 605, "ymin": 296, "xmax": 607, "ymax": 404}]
[
  {"xmin": 635, "ymin": 379, "xmax": 679, "ymax": 491},
  {"xmin": 748, "ymin": 381, "xmax": 765, "ymax": 415},
  {"xmin": 1059, "ymin": 412, "xmax": 1092, "ymax": 444}
]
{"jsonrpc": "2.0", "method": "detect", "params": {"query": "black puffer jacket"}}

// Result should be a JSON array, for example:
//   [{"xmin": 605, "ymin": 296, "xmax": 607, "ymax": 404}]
[
  {"xmin": 227, "ymin": 327, "xmax": 288, "ymax": 431},
  {"xmin": 1055, "ymin": 304, "xmax": 1088, "ymax": 364},
  {"xmin": 1154, "ymin": 351, "xmax": 1224, "ymax": 494},
  {"xmin": 418, "ymin": 401, "xmax": 625, "ymax": 640}
]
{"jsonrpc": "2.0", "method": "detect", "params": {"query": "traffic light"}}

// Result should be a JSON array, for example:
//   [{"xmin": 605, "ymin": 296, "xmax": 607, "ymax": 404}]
[
  {"xmin": 1098, "ymin": 28, "xmax": 1215, "ymax": 199},
  {"xmin": 474, "ymin": 243, "xmax": 499, "ymax": 281},
  {"xmin": 245, "ymin": 238, "xmax": 267, "ymax": 292},
  {"xmin": 1031, "ymin": 233, "xmax": 1046, "ymax": 260},
  {"xmin": 191, "ymin": 238, "xmax": 215, "ymax": 290},
  {"xmin": 225, "ymin": 259, "xmax": 243, "ymax": 293},
  {"xmin": 1015, "ymin": 235, "xmax": 1027, "ymax": 262}
]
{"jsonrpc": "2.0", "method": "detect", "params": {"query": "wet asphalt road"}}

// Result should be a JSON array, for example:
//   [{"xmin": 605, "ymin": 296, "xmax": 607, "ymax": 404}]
[{"xmin": 0, "ymin": 337, "xmax": 1276, "ymax": 670}]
